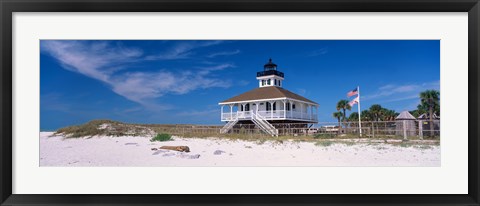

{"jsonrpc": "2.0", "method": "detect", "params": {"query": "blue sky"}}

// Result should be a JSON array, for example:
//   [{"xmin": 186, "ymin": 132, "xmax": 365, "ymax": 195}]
[{"xmin": 40, "ymin": 40, "xmax": 440, "ymax": 130}]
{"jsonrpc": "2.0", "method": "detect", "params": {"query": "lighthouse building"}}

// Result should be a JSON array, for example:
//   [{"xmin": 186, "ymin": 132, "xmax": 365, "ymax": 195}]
[{"xmin": 219, "ymin": 59, "xmax": 319, "ymax": 136}]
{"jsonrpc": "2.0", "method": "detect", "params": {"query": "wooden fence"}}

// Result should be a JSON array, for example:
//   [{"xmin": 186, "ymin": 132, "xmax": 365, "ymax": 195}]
[{"xmin": 148, "ymin": 120, "xmax": 440, "ymax": 139}]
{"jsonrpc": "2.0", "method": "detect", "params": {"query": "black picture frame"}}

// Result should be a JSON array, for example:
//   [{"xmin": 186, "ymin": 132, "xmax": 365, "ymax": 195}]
[{"xmin": 1, "ymin": 0, "xmax": 479, "ymax": 205}]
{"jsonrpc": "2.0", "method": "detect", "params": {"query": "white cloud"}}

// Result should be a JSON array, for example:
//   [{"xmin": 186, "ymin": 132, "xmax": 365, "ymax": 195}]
[
  {"xmin": 41, "ymin": 40, "xmax": 232, "ymax": 109},
  {"xmin": 197, "ymin": 63, "xmax": 235, "ymax": 75},
  {"xmin": 206, "ymin": 49, "xmax": 241, "ymax": 58},
  {"xmin": 144, "ymin": 41, "xmax": 224, "ymax": 60},
  {"xmin": 237, "ymin": 80, "xmax": 249, "ymax": 86},
  {"xmin": 41, "ymin": 41, "xmax": 143, "ymax": 82},
  {"xmin": 308, "ymin": 48, "xmax": 328, "ymax": 57},
  {"xmin": 297, "ymin": 88, "xmax": 308, "ymax": 96},
  {"xmin": 177, "ymin": 109, "xmax": 219, "ymax": 117},
  {"xmin": 363, "ymin": 81, "xmax": 440, "ymax": 103}
]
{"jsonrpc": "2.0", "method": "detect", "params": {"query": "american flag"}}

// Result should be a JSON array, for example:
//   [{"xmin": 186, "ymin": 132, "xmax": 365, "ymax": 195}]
[
  {"xmin": 349, "ymin": 96, "xmax": 359, "ymax": 106},
  {"xmin": 347, "ymin": 87, "xmax": 358, "ymax": 97}
]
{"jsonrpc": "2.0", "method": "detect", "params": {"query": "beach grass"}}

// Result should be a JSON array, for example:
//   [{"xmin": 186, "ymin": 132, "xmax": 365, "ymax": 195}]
[
  {"xmin": 55, "ymin": 119, "xmax": 118, "ymax": 138},
  {"xmin": 150, "ymin": 133, "xmax": 172, "ymax": 142},
  {"xmin": 53, "ymin": 119, "xmax": 440, "ymax": 149},
  {"xmin": 55, "ymin": 119, "xmax": 154, "ymax": 138},
  {"xmin": 315, "ymin": 141, "xmax": 334, "ymax": 147},
  {"xmin": 313, "ymin": 133, "xmax": 336, "ymax": 139}
]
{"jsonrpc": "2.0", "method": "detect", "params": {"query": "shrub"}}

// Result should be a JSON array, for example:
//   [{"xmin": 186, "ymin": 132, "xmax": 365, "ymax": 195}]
[
  {"xmin": 340, "ymin": 141, "xmax": 356, "ymax": 146},
  {"xmin": 415, "ymin": 145, "xmax": 433, "ymax": 150},
  {"xmin": 151, "ymin": 133, "xmax": 172, "ymax": 142},
  {"xmin": 313, "ymin": 133, "xmax": 334, "ymax": 139},
  {"xmin": 315, "ymin": 141, "xmax": 334, "ymax": 147}
]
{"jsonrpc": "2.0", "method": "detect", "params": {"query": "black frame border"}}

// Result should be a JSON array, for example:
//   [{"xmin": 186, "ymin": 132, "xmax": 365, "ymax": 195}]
[{"xmin": 1, "ymin": 0, "xmax": 479, "ymax": 205}]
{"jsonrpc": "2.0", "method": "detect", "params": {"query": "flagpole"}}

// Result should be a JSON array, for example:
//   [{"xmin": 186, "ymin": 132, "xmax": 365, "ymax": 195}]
[{"xmin": 358, "ymin": 86, "xmax": 362, "ymax": 137}]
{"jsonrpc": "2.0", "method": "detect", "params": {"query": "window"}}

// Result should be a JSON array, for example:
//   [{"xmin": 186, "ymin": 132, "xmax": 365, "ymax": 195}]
[
  {"xmin": 286, "ymin": 102, "xmax": 290, "ymax": 111},
  {"xmin": 274, "ymin": 79, "xmax": 277, "ymax": 85},
  {"xmin": 292, "ymin": 104, "xmax": 296, "ymax": 110},
  {"xmin": 279, "ymin": 81, "xmax": 281, "ymax": 86},
  {"xmin": 266, "ymin": 102, "xmax": 276, "ymax": 111},
  {"xmin": 262, "ymin": 80, "xmax": 265, "ymax": 86},
  {"xmin": 267, "ymin": 79, "xmax": 271, "ymax": 85},
  {"xmin": 245, "ymin": 104, "xmax": 250, "ymax": 111}
]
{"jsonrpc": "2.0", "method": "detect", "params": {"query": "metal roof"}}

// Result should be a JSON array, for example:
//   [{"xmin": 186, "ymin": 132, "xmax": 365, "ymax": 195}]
[
  {"xmin": 220, "ymin": 86, "xmax": 317, "ymax": 104},
  {"xmin": 396, "ymin": 111, "xmax": 416, "ymax": 120}
]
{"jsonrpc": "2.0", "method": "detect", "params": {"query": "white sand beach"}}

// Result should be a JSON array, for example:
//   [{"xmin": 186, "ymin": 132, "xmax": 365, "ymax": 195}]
[{"xmin": 40, "ymin": 132, "xmax": 440, "ymax": 167}]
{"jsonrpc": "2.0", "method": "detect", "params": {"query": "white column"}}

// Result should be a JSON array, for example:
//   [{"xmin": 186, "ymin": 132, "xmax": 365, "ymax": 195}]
[
  {"xmin": 221, "ymin": 105, "xmax": 224, "ymax": 120},
  {"xmin": 306, "ymin": 104, "xmax": 309, "ymax": 119},
  {"xmin": 283, "ymin": 100, "xmax": 286, "ymax": 118},
  {"xmin": 229, "ymin": 104, "xmax": 233, "ymax": 120},
  {"xmin": 310, "ymin": 105, "xmax": 313, "ymax": 120},
  {"xmin": 290, "ymin": 100, "xmax": 293, "ymax": 119},
  {"xmin": 312, "ymin": 106, "xmax": 315, "ymax": 120},
  {"xmin": 270, "ymin": 101, "xmax": 274, "ymax": 119},
  {"xmin": 241, "ymin": 103, "xmax": 246, "ymax": 118},
  {"xmin": 301, "ymin": 103, "xmax": 303, "ymax": 119}
]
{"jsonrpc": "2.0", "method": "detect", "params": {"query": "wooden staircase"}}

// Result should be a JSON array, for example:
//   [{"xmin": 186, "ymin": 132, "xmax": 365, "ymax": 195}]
[
  {"xmin": 220, "ymin": 116, "xmax": 239, "ymax": 134},
  {"xmin": 251, "ymin": 112, "xmax": 278, "ymax": 137}
]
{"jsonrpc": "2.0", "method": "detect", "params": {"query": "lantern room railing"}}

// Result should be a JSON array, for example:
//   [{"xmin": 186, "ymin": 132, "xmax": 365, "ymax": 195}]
[{"xmin": 256, "ymin": 70, "xmax": 284, "ymax": 77}]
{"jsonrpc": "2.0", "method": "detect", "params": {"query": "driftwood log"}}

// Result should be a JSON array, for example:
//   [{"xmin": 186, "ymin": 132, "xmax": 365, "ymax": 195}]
[{"xmin": 158, "ymin": 146, "xmax": 190, "ymax": 153}]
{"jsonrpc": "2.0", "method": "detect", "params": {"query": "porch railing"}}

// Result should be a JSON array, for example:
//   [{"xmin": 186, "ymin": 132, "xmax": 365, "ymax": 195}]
[{"xmin": 221, "ymin": 110, "xmax": 317, "ymax": 121}]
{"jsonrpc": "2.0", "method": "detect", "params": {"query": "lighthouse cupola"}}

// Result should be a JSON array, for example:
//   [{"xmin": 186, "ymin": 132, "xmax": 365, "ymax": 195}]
[{"xmin": 256, "ymin": 58, "xmax": 284, "ymax": 88}]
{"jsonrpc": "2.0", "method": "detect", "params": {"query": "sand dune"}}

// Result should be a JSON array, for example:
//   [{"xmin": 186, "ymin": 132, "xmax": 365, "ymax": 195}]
[{"xmin": 40, "ymin": 132, "xmax": 440, "ymax": 167}]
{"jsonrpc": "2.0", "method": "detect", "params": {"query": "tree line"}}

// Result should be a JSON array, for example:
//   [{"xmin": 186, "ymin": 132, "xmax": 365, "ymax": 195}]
[{"xmin": 332, "ymin": 89, "xmax": 440, "ymax": 128}]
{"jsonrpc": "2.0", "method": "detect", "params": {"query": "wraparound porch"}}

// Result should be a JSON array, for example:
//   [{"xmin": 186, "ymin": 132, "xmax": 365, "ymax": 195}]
[
  {"xmin": 221, "ymin": 110, "xmax": 317, "ymax": 122},
  {"xmin": 220, "ymin": 99, "xmax": 318, "ymax": 122}
]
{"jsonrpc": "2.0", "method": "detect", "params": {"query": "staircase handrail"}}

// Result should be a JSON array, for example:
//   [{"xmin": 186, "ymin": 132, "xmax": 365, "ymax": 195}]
[
  {"xmin": 220, "ymin": 115, "xmax": 239, "ymax": 133},
  {"xmin": 252, "ymin": 111, "xmax": 277, "ymax": 136}
]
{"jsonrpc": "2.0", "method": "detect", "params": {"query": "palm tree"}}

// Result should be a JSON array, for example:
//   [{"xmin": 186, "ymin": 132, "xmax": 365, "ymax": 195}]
[
  {"xmin": 380, "ymin": 109, "xmax": 397, "ymax": 121},
  {"xmin": 333, "ymin": 111, "xmax": 343, "ymax": 132},
  {"xmin": 361, "ymin": 110, "xmax": 372, "ymax": 121},
  {"xmin": 369, "ymin": 104, "xmax": 383, "ymax": 121},
  {"xmin": 368, "ymin": 104, "xmax": 384, "ymax": 135},
  {"xmin": 410, "ymin": 109, "xmax": 422, "ymax": 118},
  {"xmin": 417, "ymin": 98, "xmax": 439, "ymax": 116},
  {"xmin": 336, "ymin": 100, "xmax": 352, "ymax": 124},
  {"xmin": 417, "ymin": 103, "xmax": 428, "ymax": 114},
  {"xmin": 348, "ymin": 112, "xmax": 359, "ymax": 122},
  {"xmin": 420, "ymin": 90, "xmax": 440, "ymax": 136}
]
